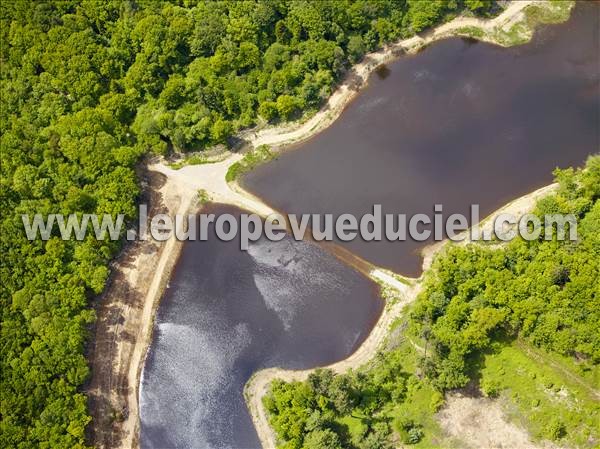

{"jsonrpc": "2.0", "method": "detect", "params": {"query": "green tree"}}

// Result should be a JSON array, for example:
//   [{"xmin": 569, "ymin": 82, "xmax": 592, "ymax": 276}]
[
  {"xmin": 210, "ymin": 118, "xmax": 233, "ymax": 145},
  {"xmin": 347, "ymin": 35, "xmax": 366, "ymax": 64},
  {"xmin": 276, "ymin": 94, "xmax": 302, "ymax": 120},
  {"xmin": 303, "ymin": 429, "xmax": 343, "ymax": 449}
]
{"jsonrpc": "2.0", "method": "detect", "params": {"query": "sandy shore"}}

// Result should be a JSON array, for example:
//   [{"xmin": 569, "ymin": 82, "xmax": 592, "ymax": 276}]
[
  {"xmin": 120, "ymin": 181, "xmax": 197, "ymax": 449},
  {"xmin": 89, "ymin": 1, "xmax": 572, "ymax": 447}
]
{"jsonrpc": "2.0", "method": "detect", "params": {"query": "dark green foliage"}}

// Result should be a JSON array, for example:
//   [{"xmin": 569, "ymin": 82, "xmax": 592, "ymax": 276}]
[
  {"xmin": 303, "ymin": 428, "xmax": 343, "ymax": 449},
  {"xmin": 393, "ymin": 417, "xmax": 424, "ymax": 445},
  {"xmin": 544, "ymin": 418, "xmax": 567, "ymax": 441}
]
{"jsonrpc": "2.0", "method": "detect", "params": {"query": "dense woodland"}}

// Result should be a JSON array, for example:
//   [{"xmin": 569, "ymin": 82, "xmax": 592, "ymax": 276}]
[
  {"xmin": 264, "ymin": 156, "xmax": 600, "ymax": 448},
  {"xmin": 0, "ymin": 1, "xmax": 496, "ymax": 447}
]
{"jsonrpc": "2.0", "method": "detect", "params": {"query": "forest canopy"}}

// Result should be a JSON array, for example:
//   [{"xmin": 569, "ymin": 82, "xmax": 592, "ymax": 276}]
[{"xmin": 1, "ymin": 1, "xmax": 494, "ymax": 447}]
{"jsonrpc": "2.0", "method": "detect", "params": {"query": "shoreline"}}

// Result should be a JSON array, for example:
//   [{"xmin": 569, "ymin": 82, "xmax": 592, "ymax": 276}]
[
  {"xmin": 170, "ymin": 0, "xmax": 568, "ymax": 161},
  {"xmin": 87, "ymin": 172, "xmax": 201, "ymax": 449},
  {"xmin": 244, "ymin": 182, "xmax": 558, "ymax": 449},
  {"xmin": 122, "ymin": 182, "xmax": 199, "ymax": 449},
  {"xmin": 89, "ymin": 1, "xmax": 574, "ymax": 447}
]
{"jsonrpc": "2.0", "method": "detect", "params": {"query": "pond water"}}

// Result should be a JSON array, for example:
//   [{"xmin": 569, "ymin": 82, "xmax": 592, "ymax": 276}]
[
  {"xmin": 139, "ymin": 204, "xmax": 382, "ymax": 449},
  {"xmin": 140, "ymin": 4, "xmax": 599, "ymax": 448},
  {"xmin": 243, "ymin": 2, "xmax": 599, "ymax": 277}
]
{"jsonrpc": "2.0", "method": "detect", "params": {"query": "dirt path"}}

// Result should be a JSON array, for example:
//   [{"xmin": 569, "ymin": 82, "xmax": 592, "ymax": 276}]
[{"xmin": 87, "ymin": 172, "xmax": 198, "ymax": 449}]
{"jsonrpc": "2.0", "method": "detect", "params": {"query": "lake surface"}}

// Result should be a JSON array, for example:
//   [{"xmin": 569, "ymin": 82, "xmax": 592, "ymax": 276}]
[
  {"xmin": 139, "ymin": 204, "xmax": 382, "ymax": 449},
  {"xmin": 243, "ymin": 2, "xmax": 599, "ymax": 277},
  {"xmin": 140, "ymin": 4, "xmax": 599, "ymax": 448}
]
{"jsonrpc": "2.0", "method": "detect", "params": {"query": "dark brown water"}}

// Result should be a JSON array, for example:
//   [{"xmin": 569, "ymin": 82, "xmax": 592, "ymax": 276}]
[
  {"xmin": 243, "ymin": 3, "xmax": 600, "ymax": 277},
  {"xmin": 140, "ymin": 204, "xmax": 382, "ymax": 449}
]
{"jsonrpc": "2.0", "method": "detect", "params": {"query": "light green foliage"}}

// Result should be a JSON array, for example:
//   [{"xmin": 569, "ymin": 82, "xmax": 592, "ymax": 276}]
[
  {"xmin": 394, "ymin": 416, "xmax": 424, "ymax": 444},
  {"xmin": 493, "ymin": 1, "xmax": 575, "ymax": 46},
  {"xmin": 465, "ymin": 0, "xmax": 493, "ymax": 13},
  {"xmin": 407, "ymin": 0, "xmax": 446, "ymax": 33},
  {"xmin": 276, "ymin": 95, "xmax": 303, "ymax": 120},
  {"xmin": 265, "ymin": 353, "xmax": 409, "ymax": 448},
  {"xmin": 347, "ymin": 35, "xmax": 366, "ymax": 64},
  {"xmin": 456, "ymin": 26, "xmax": 486, "ymax": 39},
  {"xmin": 303, "ymin": 428, "xmax": 343, "ymax": 449}
]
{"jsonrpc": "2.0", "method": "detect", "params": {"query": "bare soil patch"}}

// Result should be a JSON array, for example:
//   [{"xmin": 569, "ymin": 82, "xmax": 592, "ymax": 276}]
[{"xmin": 438, "ymin": 394, "xmax": 560, "ymax": 449}]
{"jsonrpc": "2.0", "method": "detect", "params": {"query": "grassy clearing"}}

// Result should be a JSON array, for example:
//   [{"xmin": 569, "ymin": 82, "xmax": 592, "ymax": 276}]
[
  {"xmin": 493, "ymin": 0, "xmax": 575, "ymax": 46},
  {"xmin": 456, "ymin": 1, "xmax": 575, "ymax": 47},
  {"xmin": 480, "ymin": 341, "xmax": 600, "ymax": 447},
  {"xmin": 225, "ymin": 145, "xmax": 274, "ymax": 183},
  {"xmin": 456, "ymin": 25, "xmax": 486, "ymax": 39},
  {"xmin": 524, "ymin": 0, "xmax": 574, "ymax": 25}
]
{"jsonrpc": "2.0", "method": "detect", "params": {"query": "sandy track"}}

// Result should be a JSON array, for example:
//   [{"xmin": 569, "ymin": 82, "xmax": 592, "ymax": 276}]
[{"xmin": 87, "ymin": 172, "xmax": 198, "ymax": 449}]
